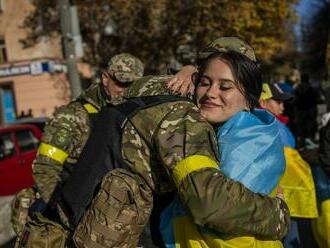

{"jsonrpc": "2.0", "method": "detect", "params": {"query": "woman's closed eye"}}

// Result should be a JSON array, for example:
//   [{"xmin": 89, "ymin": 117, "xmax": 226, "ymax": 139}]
[
  {"xmin": 199, "ymin": 77, "xmax": 211, "ymax": 86},
  {"xmin": 218, "ymin": 80, "xmax": 235, "ymax": 91}
]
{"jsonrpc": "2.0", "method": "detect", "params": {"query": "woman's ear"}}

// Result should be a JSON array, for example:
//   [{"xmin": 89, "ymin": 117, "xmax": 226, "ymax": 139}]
[{"xmin": 259, "ymin": 99, "xmax": 267, "ymax": 108}]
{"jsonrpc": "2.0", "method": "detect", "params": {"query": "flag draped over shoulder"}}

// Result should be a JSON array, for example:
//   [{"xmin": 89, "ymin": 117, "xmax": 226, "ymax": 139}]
[{"xmin": 160, "ymin": 109, "xmax": 285, "ymax": 248}]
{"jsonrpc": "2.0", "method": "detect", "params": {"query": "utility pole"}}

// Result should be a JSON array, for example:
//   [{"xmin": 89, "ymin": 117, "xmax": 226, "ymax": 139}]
[{"xmin": 58, "ymin": 0, "xmax": 82, "ymax": 99}]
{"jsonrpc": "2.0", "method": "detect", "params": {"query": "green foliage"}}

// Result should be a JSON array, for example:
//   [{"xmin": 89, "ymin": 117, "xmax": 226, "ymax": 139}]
[{"xmin": 23, "ymin": 0, "xmax": 297, "ymax": 73}]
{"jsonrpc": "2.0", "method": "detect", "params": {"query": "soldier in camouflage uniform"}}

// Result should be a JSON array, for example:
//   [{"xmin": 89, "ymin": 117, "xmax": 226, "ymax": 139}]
[
  {"xmin": 11, "ymin": 53, "xmax": 144, "ymax": 235},
  {"xmin": 73, "ymin": 38, "xmax": 290, "ymax": 247},
  {"xmin": 33, "ymin": 53, "xmax": 144, "ymax": 202}
]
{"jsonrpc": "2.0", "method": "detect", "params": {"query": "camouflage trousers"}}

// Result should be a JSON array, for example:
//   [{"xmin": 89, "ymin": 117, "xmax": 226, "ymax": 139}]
[{"xmin": 73, "ymin": 169, "xmax": 153, "ymax": 248}]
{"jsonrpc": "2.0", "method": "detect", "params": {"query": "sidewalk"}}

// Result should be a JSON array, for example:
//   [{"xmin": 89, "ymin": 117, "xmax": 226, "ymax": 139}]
[{"xmin": 0, "ymin": 195, "xmax": 15, "ymax": 246}]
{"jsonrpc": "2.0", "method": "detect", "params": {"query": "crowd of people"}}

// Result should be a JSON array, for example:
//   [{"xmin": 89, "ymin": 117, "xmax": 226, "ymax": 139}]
[{"xmin": 10, "ymin": 37, "xmax": 330, "ymax": 248}]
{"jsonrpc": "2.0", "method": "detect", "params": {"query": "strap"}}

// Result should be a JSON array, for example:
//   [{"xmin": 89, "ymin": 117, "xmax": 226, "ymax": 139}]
[
  {"xmin": 118, "ymin": 95, "xmax": 191, "ymax": 118},
  {"xmin": 83, "ymin": 103, "xmax": 98, "ymax": 113}
]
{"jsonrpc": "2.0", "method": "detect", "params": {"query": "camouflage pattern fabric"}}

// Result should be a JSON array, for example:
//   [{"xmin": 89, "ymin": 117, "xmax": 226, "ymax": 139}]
[
  {"xmin": 14, "ymin": 212, "xmax": 70, "ymax": 248},
  {"xmin": 108, "ymin": 53, "xmax": 144, "ymax": 83},
  {"xmin": 33, "ymin": 82, "xmax": 108, "ymax": 203},
  {"xmin": 74, "ymin": 169, "xmax": 152, "ymax": 248},
  {"xmin": 198, "ymin": 37, "xmax": 257, "ymax": 62},
  {"xmin": 74, "ymin": 75, "xmax": 290, "ymax": 247},
  {"xmin": 34, "ymin": 52, "xmax": 144, "ymax": 203},
  {"xmin": 13, "ymin": 54, "xmax": 144, "ymax": 244},
  {"xmin": 77, "ymin": 81, "xmax": 110, "ymax": 111},
  {"xmin": 11, "ymin": 188, "xmax": 39, "ymax": 235}
]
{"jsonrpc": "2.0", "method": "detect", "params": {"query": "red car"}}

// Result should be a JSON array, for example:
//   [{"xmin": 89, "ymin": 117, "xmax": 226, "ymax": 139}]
[{"xmin": 0, "ymin": 124, "xmax": 42, "ymax": 195}]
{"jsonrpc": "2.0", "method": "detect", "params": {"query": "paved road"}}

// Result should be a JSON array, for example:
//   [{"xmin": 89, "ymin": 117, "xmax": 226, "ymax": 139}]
[{"xmin": 0, "ymin": 195, "xmax": 15, "ymax": 247}]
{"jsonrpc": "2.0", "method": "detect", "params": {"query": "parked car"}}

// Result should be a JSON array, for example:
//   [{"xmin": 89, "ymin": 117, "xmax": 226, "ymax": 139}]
[
  {"xmin": 11, "ymin": 117, "xmax": 49, "ymax": 132},
  {"xmin": 0, "ymin": 124, "xmax": 42, "ymax": 196}
]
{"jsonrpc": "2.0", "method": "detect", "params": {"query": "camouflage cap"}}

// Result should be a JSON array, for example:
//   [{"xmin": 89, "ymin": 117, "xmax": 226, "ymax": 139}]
[
  {"xmin": 198, "ymin": 37, "xmax": 256, "ymax": 62},
  {"xmin": 107, "ymin": 53, "xmax": 144, "ymax": 83}
]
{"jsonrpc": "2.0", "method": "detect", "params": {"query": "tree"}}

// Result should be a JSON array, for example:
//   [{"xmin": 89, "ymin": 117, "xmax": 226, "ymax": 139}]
[{"xmin": 22, "ymin": 0, "xmax": 297, "ymax": 73}]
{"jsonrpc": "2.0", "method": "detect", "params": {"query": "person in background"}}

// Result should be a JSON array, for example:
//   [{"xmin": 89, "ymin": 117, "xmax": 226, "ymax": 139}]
[
  {"xmin": 259, "ymin": 83, "xmax": 296, "ymax": 148},
  {"xmin": 11, "ymin": 53, "xmax": 144, "ymax": 235},
  {"xmin": 280, "ymin": 70, "xmax": 300, "ymax": 140},
  {"xmin": 312, "ymin": 87, "xmax": 330, "ymax": 248},
  {"xmin": 260, "ymin": 83, "xmax": 319, "ymax": 248},
  {"xmin": 294, "ymin": 74, "xmax": 318, "ymax": 148},
  {"xmin": 319, "ymin": 86, "xmax": 330, "ymax": 176}
]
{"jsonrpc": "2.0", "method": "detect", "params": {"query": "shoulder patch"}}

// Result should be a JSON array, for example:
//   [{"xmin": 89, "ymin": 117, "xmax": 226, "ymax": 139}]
[{"xmin": 53, "ymin": 128, "xmax": 71, "ymax": 148}]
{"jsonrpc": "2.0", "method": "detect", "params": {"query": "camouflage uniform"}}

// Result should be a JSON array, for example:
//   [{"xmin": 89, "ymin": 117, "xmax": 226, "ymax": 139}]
[
  {"xmin": 33, "ymin": 53, "xmax": 144, "ymax": 203},
  {"xmin": 74, "ymin": 76, "xmax": 290, "ymax": 247},
  {"xmin": 9, "ymin": 54, "xmax": 143, "ymax": 236}
]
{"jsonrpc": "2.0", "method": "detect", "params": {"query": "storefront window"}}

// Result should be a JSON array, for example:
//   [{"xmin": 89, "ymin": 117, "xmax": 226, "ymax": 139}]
[{"xmin": 0, "ymin": 38, "xmax": 7, "ymax": 63}]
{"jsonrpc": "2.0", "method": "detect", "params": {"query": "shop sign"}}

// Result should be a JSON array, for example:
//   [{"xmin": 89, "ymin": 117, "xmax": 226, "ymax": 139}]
[
  {"xmin": 0, "ymin": 64, "xmax": 30, "ymax": 77},
  {"xmin": 0, "ymin": 61, "xmax": 62, "ymax": 78}
]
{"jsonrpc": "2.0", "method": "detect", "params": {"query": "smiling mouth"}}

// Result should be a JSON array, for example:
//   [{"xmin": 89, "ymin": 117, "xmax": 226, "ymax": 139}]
[{"xmin": 201, "ymin": 100, "xmax": 221, "ymax": 108}]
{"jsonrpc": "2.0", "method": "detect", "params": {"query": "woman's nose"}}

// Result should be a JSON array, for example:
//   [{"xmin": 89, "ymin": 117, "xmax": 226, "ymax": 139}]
[{"xmin": 206, "ymin": 85, "xmax": 218, "ymax": 98}]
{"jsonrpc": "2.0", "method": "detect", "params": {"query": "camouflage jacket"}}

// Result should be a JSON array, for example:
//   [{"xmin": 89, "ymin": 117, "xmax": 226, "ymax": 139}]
[
  {"xmin": 119, "ymin": 75, "xmax": 290, "ymax": 240},
  {"xmin": 33, "ymin": 82, "xmax": 109, "ymax": 202}
]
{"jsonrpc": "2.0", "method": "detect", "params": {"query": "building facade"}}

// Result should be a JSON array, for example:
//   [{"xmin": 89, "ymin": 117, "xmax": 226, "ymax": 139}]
[{"xmin": 0, "ymin": 0, "xmax": 73, "ymax": 124}]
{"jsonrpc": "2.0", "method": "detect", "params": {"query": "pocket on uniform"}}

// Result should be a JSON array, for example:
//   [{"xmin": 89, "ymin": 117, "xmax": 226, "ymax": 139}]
[
  {"xmin": 73, "ymin": 169, "xmax": 152, "ymax": 248},
  {"xmin": 15, "ymin": 213, "xmax": 69, "ymax": 248}
]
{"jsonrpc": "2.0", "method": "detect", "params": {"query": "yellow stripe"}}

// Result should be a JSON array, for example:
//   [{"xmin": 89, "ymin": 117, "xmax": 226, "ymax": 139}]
[
  {"xmin": 83, "ymin": 103, "xmax": 98, "ymax": 113},
  {"xmin": 260, "ymin": 83, "xmax": 273, "ymax": 100},
  {"xmin": 172, "ymin": 155, "xmax": 218, "ymax": 187},
  {"xmin": 38, "ymin": 143, "xmax": 68, "ymax": 164}
]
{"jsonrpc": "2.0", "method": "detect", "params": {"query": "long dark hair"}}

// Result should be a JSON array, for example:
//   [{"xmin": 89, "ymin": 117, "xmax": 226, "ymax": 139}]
[{"xmin": 194, "ymin": 51, "xmax": 262, "ymax": 109}]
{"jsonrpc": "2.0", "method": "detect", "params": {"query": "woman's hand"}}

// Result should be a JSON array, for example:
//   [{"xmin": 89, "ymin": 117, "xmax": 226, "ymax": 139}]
[{"xmin": 167, "ymin": 65, "xmax": 197, "ymax": 95}]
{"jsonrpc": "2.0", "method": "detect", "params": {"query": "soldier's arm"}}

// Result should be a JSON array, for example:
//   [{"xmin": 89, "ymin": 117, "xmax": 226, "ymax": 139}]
[
  {"xmin": 33, "ymin": 103, "xmax": 88, "ymax": 202},
  {"xmin": 154, "ymin": 102, "xmax": 290, "ymax": 240}
]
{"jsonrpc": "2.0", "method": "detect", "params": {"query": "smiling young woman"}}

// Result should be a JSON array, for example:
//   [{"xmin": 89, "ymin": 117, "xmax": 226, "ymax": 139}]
[{"xmin": 195, "ymin": 50, "xmax": 261, "ymax": 125}]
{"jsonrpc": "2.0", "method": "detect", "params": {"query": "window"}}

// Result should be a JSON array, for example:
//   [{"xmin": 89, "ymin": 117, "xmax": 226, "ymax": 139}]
[
  {"xmin": 16, "ymin": 129, "xmax": 39, "ymax": 153},
  {"xmin": 0, "ymin": 132, "xmax": 15, "ymax": 159},
  {"xmin": 0, "ymin": 38, "xmax": 7, "ymax": 63},
  {"xmin": 0, "ymin": 0, "xmax": 4, "ymax": 12}
]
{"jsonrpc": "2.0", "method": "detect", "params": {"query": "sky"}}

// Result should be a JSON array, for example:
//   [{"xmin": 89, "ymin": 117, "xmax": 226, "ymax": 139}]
[{"xmin": 294, "ymin": 0, "xmax": 329, "ymax": 51}]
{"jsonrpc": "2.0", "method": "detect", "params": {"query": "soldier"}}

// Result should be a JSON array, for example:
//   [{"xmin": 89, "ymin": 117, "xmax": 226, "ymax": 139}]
[
  {"xmin": 71, "ymin": 38, "xmax": 290, "ymax": 247},
  {"xmin": 33, "ymin": 53, "xmax": 144, "ymax": 203},
  {"xmin": 11, "ymin": 53, "xmax": 144, "ymax": 236}
]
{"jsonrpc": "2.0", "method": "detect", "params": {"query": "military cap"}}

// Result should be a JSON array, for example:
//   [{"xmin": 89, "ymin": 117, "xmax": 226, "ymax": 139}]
[
  {"xmin": 108, "ymin": 53, "xmax": 144, "ymax": 83},
  {"xmin": 198, "ymin": 37, "xmax": 256, "ymax": 62}
]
